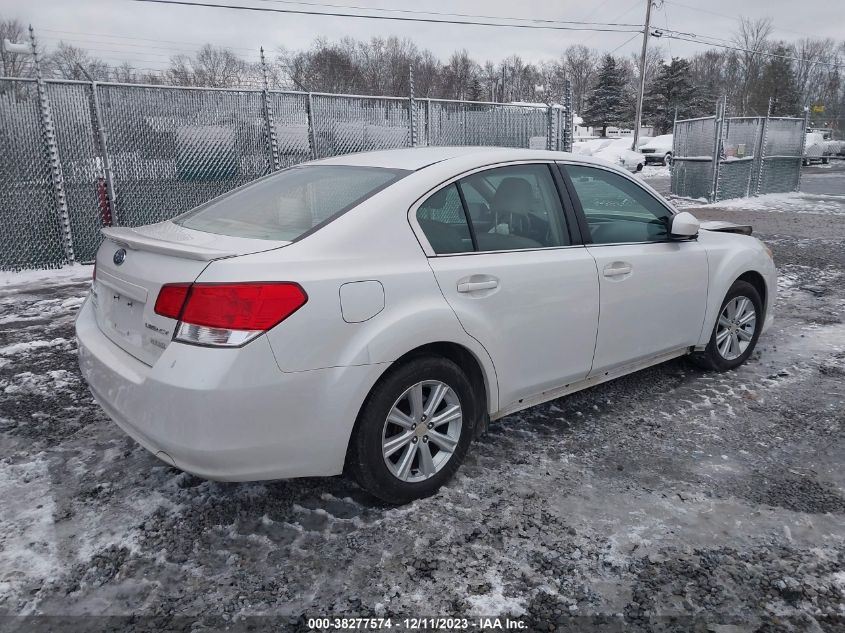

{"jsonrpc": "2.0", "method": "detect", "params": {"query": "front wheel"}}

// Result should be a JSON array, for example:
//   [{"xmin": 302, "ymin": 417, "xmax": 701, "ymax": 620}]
[
  {"xmin": 663, "ymin": 153, "xmax": 672, "ymax": 166},
  {"xmin": 347, "ymin": 356, "xmax": 476, "ymax": 504},
  {"xmin": 690, "ymin": 280, "xmax": 763, "ymax": 372}
]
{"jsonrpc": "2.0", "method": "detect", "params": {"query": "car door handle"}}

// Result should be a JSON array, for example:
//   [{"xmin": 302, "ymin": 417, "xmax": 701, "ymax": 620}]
[
  {"xmin": 457, "ymin": 279, "xmax": 499, "ymax": 293},
  {"xmin": 602, "ymin": 262, "xmax": 633, "ymax": 278}
]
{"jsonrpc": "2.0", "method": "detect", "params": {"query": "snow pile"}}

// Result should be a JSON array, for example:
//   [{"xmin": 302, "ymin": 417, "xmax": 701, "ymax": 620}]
[
  {"xmin": 573, "ymin": 137, "xmax": 643, "ymax": 171},
  {"xmin": 640, "ymin": 165, "xmax": 671, "ymax": 179},
  {"xmin": 0, "ymin": 264, "xmax": 93, "ymax": 289}
]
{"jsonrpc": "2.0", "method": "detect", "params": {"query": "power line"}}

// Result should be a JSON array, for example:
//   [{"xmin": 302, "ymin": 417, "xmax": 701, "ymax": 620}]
[
  {"xmin": 662, "ymin": 32, "xmax": 845, "ymax": 68},
  {"xmin": 251, "ymin": 0, "xmax": 644, "ymax": 27},
  {"xmin": 610, "ymin": 32, "xmax": 641, "ymax": 54},
  {"xmin": 661, "ymin": 0, "xmax": 819, "ymax": 40},
  {"xmin": 39, "ymin": 28, "xmax": 258, "ymax": 53},
  {"xmin": 578, "ymin": 0, "xmax": 644, "ymax": 46},
  {"xmin": 128, "ymin": 0, "xmax": 645, "ymax": 33}
]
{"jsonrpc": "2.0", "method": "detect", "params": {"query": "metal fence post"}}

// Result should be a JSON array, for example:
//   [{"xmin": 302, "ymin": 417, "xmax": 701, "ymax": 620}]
[
  {"xmin": 29, "ymin": 25, "xmax": 75, "ymax": 263},
  {"xmin": 425, "ymin": 98, "xmax": 432, "ymax": 147},
  {"xmin": 545, "ymin": 105, "xmax": 554, "ymax": 151},
  {"xmin": 305, "ymin": 92, "xmax": 317, "ymax": 159},
  {"xmin": 710, "ymin": 96, "xmax": 726, "ymax": 203},
  {"xmin": 755, "ymin": 112, "xmax": 770, "ymax": 196},
  {"xmin": 563, "ymin": 79, "xmax": 574, "ymax": 152},
  {"xmin": 260, "ymin": 47, "xmax": 281, "ymax": 172},
  {"xmin": 796, "ymin": 108, "xmax": 809, "ymax": 192},
  {"xmin": 408, "ymin": 64, "xmax": 417, "ymax": 148},
  {"xmin": 90, "ymin": 82, "xmax": 119, "ymax": 225}
]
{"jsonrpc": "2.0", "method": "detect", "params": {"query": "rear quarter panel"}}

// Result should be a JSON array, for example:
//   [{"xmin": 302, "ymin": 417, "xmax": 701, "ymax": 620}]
[{"xmin": 195, "ymin": 172, "xmax": 501, "ymax": 414}]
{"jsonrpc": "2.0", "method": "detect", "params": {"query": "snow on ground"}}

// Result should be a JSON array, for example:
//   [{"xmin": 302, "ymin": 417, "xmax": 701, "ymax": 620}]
[
  {"xmin": 638, "ymin": 165, "xmax": 670, "ymax": 179},
  {"xmin": 0, "ymin": 264, "xmax": 93, "ymax": 289},
  {"xmin": 1, "ymin": 190, "xmax": 845, "ymax": 628},
  {"xmin": 676, "ymin": 191, "xmax": 845, "ymax": 215}
]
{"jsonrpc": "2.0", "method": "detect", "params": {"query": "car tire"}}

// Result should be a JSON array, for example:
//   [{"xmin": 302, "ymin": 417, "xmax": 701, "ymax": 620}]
[
  {"xmin": 347, "ymin": 356, "xmax": 476, "ymax": 504},
  {"xmin": 822, "ymin": 157, "xmax": 829, "ymax": 165},
  {"xmin": 663, "ymin": 153, "xmax": 672, "ymax": 166},
  {"xmin": 689, "ymin": 280, "xmax": 763, "ymax": 372}
]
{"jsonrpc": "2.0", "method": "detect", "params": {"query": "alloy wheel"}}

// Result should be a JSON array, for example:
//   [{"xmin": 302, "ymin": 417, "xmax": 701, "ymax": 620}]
[
  {"xmin": 715, "ymin": 295, "xmax": 757, "ymax": 361},
  {"xmin": 382, "ymin": 380, "xmax": 462, "ymax": 483}
]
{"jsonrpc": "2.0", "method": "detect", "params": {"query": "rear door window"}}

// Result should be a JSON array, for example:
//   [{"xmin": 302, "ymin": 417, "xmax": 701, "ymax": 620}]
[
  {"xmin": 415, "ymin": 163, "xmax": 571, "ymax": 255},
  {"xmin": 461, "ymin": 164, "xmax": 570, "ymax": 251},
  {"xmin": 176, "ymin": 165, "xmax": 407, "ymax": 241}
]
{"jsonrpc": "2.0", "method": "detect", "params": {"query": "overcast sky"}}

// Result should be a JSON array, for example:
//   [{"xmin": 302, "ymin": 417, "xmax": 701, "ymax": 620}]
[{"xmin": 3, "ymin": 0, "xmax": 844, "ymax": 72}]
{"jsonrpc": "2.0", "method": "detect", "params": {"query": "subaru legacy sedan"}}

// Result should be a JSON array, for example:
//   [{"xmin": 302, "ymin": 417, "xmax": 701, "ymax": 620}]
[{"xmin": 77, "ymin": 147, "xmax": 776, "ymax": 504}]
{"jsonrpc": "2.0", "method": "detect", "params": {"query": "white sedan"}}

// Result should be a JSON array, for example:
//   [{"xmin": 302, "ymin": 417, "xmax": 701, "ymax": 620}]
[{"xmin": 77, "ymin": 147, "xmax": 776, "ymax": 504}]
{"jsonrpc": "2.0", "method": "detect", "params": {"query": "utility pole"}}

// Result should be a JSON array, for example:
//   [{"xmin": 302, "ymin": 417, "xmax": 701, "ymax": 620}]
[{"xmin": 632, "ymin": 0, "xmax": 654, "ymax": 151}]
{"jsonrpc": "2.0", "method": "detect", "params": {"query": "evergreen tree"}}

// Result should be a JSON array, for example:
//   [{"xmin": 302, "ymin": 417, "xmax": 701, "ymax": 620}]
[
  {"xmin": 581, "ymin": 55, "xmax": 633, "ymax": 136},
  {"xmin": 467, "ymin": 75, "xmax": 485, "ymax": 102},
  {"xmin": 643, "ymin": 58, "xmax": 699, "ymax": 134},
  {"xmin": 751, "ymin": 45, "xmax": 801, "ymax": 116}
]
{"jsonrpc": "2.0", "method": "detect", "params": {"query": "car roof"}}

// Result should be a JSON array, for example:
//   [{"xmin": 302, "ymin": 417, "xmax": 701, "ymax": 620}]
[{"xmin": 312, "ymin": 146, "xmax": 622, "ymax": 171}]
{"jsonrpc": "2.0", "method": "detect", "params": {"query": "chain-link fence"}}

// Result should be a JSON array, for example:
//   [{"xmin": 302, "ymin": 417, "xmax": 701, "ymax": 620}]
[
  {"xmin": 423, "ymin": 100, "xmax": 552, "ymax": 149},
  {"xmin": 671, "ymin": 116, "xmax": 717, "ymax": 201},
  {"xmin": 672, "ymin": 109, "xmax": 806, "ymax": 203},
  {"xmin": 0, "ymin": 78, "xmax": 67, "ymax": 269},
  {"xmin": 0, "ymin": 77, "xmax": 574, "ymax": 270}
]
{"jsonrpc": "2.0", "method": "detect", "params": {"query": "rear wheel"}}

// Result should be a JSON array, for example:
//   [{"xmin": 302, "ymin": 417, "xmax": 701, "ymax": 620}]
[
  {"xmin": 663, "ymin": 152, "xmax": 672, "ymax": 166},
  {"xmin": 347, "ymin": 356, "xmax": 476, "ymax": 504},
  {"xmin": 690, "ymin": 280, "xmax": 762, "ymax": 372}
]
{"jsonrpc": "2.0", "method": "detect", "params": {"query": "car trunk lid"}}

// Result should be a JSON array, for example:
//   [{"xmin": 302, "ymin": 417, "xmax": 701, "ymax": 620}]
[{"xmin": 93, "ymin": 221, "xmax": 288, "ymax": 366}]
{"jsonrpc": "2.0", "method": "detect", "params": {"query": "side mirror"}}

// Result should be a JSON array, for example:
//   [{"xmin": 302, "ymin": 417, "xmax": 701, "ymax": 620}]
[{"xmin": 670, "ymin": 211, "xmax": 700, "ymax": 238}]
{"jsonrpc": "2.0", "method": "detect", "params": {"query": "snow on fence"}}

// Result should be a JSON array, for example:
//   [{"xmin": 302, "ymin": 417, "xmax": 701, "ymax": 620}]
[
  {"xmin": 0, "ymin": 77, "xmax": 574, "ymax": 270},
  {"xmin": 672, "ymin": 104, "xmax": 807, "ymax": 204}
]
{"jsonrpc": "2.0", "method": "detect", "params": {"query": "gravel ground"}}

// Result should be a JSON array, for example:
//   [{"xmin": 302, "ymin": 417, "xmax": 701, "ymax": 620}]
[{"xmin": 1, "ymin": 171, "xmax": 844, "ymax": 632}]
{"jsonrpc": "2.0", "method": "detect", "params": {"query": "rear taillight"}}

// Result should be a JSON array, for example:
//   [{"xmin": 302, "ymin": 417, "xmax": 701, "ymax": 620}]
[
  {"xmin": 154, "ymin": 283, "xmax": 191, "ymax": 319},
  {"xmin": 154, "ymin": 282, "xmax": 307, "ymax": 347}
]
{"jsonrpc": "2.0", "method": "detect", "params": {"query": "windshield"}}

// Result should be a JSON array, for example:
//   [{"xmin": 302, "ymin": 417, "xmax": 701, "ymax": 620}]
[{"xmin": 175, "ymin": 165, "xmax": 408, "ymax": 241}]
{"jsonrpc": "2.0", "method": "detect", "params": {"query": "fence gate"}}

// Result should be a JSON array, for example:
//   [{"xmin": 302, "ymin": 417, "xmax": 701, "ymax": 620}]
[
  {"xmin": 715, "ymin": 117, "xmax": 762, "ymax": 201},
  {"xmin": 671, "ymin": 116, "xmax": 717, "ymax": 201},
  {"xmin": 757, "ymin": 117, "xmax": 805, "ymax": 194},
  {"xmin": 673, "ymin": 109, "xmax": 806, "ymax": 203}
]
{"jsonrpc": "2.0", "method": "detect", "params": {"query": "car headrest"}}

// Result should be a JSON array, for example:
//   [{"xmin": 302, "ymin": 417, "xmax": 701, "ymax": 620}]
[{"xmin": 490, "ymin": 177, "xmax": 533, "ymax": 213}]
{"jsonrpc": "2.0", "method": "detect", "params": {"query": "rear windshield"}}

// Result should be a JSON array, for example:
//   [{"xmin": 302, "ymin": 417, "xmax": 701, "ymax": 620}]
[{"xmin": 175, "ymin": 165, "xmax": 408, "ymax": 241}]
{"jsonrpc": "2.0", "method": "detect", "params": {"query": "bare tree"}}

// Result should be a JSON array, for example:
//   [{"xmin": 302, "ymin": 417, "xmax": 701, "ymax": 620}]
[
  {"xmin": 168, "ymin": 44, "xmax": 251, "ymax": 88},
  {"xmin": 413, "ymin": 50, "xmax": 440, "ymax": 98},
  {"xmin": 111, "ymin": 61, "xmax": 138, "ymax": 84},
  {"xmin": 792, "ymin": 37, "xmax": 837, "ymax": 108},
  {"xmin": 441, "ymin": 50, "xmax": 478, "ymax": 100},
  {"xmin": 45, "ymin": 41, "xmax": 110, "ymax": 80},
  {"xmin": 539, "ymin": 58, "xmax": 567, "ymax": 103},
  {"xmin": 733, "ymin": 16, "xmax": 773, "ymax": 115},
  {"xmin": 627, "ymin": 45, "xmax": 664, "ymax": 104},
  {"xmin": 564, "ymin": 45, "xmax": 598, "ymax": 113},
  {"xmin": 0, "ymin": 17, "xmax": 32, "ymax": 77}
]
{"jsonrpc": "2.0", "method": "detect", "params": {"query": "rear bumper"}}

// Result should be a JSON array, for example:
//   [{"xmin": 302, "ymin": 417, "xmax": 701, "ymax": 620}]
[{"xmin": 76, "ymin": 296, "xmax": 386, "ymax": 481}]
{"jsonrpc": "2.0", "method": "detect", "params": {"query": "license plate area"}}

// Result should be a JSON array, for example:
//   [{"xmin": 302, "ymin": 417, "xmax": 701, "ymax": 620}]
[{"xmin": 94, "ymin": 281, "xmax": 146, "ymax": 348}]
